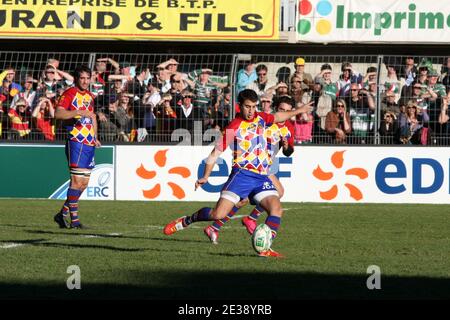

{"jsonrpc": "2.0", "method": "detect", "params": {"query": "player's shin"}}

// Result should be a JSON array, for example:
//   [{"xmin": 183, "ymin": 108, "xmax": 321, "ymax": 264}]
[
  {"xmin": 184, "ymin": 207, "xmax": 213, "ymax": 226},
  {"xmin": 211, "ymin": 206, "xmax": 239, "ymax": 231}
]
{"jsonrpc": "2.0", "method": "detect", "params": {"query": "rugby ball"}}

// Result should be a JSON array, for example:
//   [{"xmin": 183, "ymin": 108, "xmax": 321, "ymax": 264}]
[{"xmin": 252, "ymin": 224, "xmax": 273, "ymax": 253}]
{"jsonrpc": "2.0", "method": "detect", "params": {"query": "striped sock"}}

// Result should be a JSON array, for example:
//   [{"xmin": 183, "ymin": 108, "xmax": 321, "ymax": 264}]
[
  {"xmin": 67, "ymin": 188, "xmax": 82, "ymax": 226},
  {"xmin": 184, "ymin": 207, "xmax": 212, "ymax": 226},
  {"xmin": 60, "ymin": 202, "xmax": 70, "ymax": 217},
  {"xmin": 249, "ymin": 205, "xmax": 264, "ymax": 221},
  {"xmin": 212, "ymin": 206, "xmax": 239, "ymax": 231},
  {"xmin": 265, "ymin": 216, "xmax": 281, "ymax": 239}
]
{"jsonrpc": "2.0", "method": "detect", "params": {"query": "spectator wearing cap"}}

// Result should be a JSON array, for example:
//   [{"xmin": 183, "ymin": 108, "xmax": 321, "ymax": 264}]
[
  {"xmin": 246, "ymin": 64, "xmax": 278, "ymax": 99},
  {"xmin": 336, "ymin": 62, "xmax": 363, "ymax": 98},
  {"xmin": 32, "ymin": 96, "xmax": 55, "ymax": 141},
  {"xmin": 8, "ymin": 97, "xmax": 31, "ymax": 139},
  {"xmin": 292, "ymin": 57, "xmax": 313, "ymax": 90},
  {"xmin": 188, "ymin": 68, "xmax": 226, "ymax": 114},
  {"xmin": 424, "ymin": 69, "xmax": 446, "ymax": 136},
  {"xmin": 175, "ymin": 89, "xmax": 205, "ymax": 134},
  {"xmin": 236, "ymin": 59, "xmax": 257, "ymax": 95},
  {"xmin": 11, "ymin": 74, "xmax": 37, "ymax": 111}
]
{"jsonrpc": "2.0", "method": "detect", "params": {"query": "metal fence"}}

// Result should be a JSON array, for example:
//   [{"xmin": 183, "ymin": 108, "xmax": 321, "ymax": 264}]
[{"xmin": 1, "ymin": 52, "xmax": 449, "ymax": 146}]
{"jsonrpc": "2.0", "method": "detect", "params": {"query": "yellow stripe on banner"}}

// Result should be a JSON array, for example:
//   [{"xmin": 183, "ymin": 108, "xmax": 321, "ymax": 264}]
[{"xmin": 0, "ymin": 0, "xmax": 279, "ymax": 41}]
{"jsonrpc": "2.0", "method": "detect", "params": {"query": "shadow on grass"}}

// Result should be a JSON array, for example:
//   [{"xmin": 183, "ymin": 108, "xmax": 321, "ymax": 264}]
[
  {"xmin": 1, "ymin": 271, "xmax": 450, "ymax": 300},
  {"xmin": 25, "ymin": 230, "xmax": 207, "ymax": 244}
]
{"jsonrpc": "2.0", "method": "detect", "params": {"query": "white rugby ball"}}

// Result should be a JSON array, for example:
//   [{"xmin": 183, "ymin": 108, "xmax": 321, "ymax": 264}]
[{"xmin": 252, "ymin": 224, "xmax": 273, "ymax": 253}]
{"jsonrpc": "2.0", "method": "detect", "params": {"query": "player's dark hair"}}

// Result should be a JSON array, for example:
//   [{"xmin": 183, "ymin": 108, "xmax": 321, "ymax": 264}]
[
  {"xmin": 238, "ymin": 89, "xmax": 258, "ymax": 105},
  {"xmin": 273, "ymin": 95, "xmax": 294, "ymax": 110},
  {"xmin": 73, "ymin": 65, "xmax": 92, "ymax": 81}
]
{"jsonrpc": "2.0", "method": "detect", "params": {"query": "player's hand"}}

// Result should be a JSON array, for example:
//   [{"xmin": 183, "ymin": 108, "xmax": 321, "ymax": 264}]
[
  {"xmin": 95, "ymin": 140, "xmax": 102, "ymax": 148},
  {"xmin": 236, "ymin": 198, "xmax": 249, "ymax": 209},
  {"xmin": 195, "ymin": 177, "xmax": 208, "ymax": 191},
  {"xmin": 296, "ymin": 101, "xmax": 314, "ymax": 113},
  {"xmin": 282, "ymin": 138, "xmax": 289, "ymax": 149},
  {"xmin": 77, "ymin": 110, "xmax": 96, "ymax": 119}
]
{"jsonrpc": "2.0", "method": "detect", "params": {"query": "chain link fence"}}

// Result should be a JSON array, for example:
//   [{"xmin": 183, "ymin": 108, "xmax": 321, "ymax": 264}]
[{"xmin": 1, "ymin": 51, "xmax": 449, "ymax": 146}]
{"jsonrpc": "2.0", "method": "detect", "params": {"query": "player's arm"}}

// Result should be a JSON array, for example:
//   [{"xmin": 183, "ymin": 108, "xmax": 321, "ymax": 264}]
[
  {"xmin": 273, "ymin": 101, "xmax": 313, "ymax": 123},
  {"xmin": 55, "ymin": 107, "xmax": 95, "ymax": 120},
  {"xmin": 92, "ymin": 111, "xmax": 102, "ymax": 147},
  {"xmin": 195, "ymin": 147, "xmax": 223, "ymax": 190}
]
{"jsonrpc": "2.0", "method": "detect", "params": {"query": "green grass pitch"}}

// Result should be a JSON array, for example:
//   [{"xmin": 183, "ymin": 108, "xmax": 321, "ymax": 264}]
[{"xmin": 1, "ymin": 199, "xmax": 450, "ymax": 299}]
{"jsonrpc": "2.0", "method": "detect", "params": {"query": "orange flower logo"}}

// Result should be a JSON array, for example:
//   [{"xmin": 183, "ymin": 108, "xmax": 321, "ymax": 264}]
[
  {"xmin": 313, "ymin": 151, "xmax": 368, "ymax": 201},
  {"xmin": 136, "ymin": 149, "xmax": 191, "ymax": 199}
]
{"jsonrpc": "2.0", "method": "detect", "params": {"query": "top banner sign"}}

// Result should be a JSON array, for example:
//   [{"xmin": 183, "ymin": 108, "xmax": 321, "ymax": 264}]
[
  {"xmin": 0, "ymin": 0, "xmax": 279, "ymax": 41},
  {"xmin": 296, "ymin": 0, "xmax": 450, "ymax": 43}
]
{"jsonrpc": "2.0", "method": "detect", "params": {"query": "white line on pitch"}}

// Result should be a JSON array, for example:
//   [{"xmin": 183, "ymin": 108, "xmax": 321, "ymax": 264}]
[{"xmin": 0, "ymin": 243, "xmax": 25, "ymax": 249}]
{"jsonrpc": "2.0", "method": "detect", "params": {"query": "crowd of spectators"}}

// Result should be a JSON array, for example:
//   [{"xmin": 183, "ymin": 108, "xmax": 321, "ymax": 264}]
[{"xmin": 1, "ymin": 55, "xmax": 449, "ymax": 145}]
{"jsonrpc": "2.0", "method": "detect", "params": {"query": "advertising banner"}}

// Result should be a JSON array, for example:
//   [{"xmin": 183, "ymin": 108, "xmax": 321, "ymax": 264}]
[
  {"xmin": 296, "ymin": 0, "xmax": 450, "ymax": 43},
  {"xmin": 0, "ymin": 144, "xmax": 114, "ymax": 200},
  {"xmin": 0, "ymin": 0, "xmax": 279, "ymax": 41},
  {"xmin": 116, "ymin": 145, "xmax": 450, "ymax": 204}
]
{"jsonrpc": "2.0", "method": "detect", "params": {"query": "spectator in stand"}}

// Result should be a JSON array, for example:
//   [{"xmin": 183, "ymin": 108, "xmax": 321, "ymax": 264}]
[
  {"xmin": 381, "ymin": 91, "xmax": 400, "ymax": 118},
  {"xmin": 315, "ymin": 63, "xmax": 337, "ymax": 101},
  {"xmin": 37, "ymin": 64, "xmax": 71, "ymax": 102},
  {"xmin": 246, "ymin": 64, "xmax": 277, "ymax": 99},
  {"xmin": 259, "ymin": 93, "xmax": 273, "ymax": 114},
  {"xmin": 11, "ymin": 74, "xmax": 37, "ymax": 110},
  {"xmin": 273, "ymin": 82, "xmax": 289, "ymax": 103},
  {"xmin": 8, "ymin": 97, "xmax": 31, "ymax": 139},
  {"xmin": 325, "ymin": 99, "xmax": 351, "ymax": 144},
  {"xmin": 217, "ymin": 87, "xmax": 232, "ymax": 120},
  {"xmin": 292, "ymin": 57, "xmax": 313, "ymax": 91},
  {"xmin": 169, "ymin": 73, "xmax": 186, "ymax": 108},
  {"xmin": 362, "ymin": 66, "xmax": 378, "ymax": 90},
  {"xmin": 398, "ymin": 100, "xmax": 430, "ymax": 145},
  {"xmin": 294, "ymin": 97, "xmax": 314, "ymax": 144},
  {"xmin": 436, "ymin": 93, "xmax": 450, "ymax": 144},
  {"xmin": 32, "ymin": 96, "xmax": 55, "ymax": 141},
  {"xmin": 416, "ymin": 59, "xmax": 431, "ymax": 88},
  {"xmin": 425, "ymin": 69, "xmax": 446, "ymax": 136},
  {"xmin": 155, "ymin": 64, "xmax": 171, "ymax": 94},
  {"xmin": 98, "ymin": 96, "xmax": 130, "ymax": 142},
  {"xmin": 379, "ymin": 111, "xmax": 398, "ymax": 144},
  {"xmin": 174, "ymin": 89, "xmax": 205, "ymax": 134},
  {"xmin": 116, "ymin": 93, "xmax": 137, "ymax": 141},
  {"xmin": 440, "ymin": 57, "xmax": 450, "ymax": 92},
  {"xmin": 92, "ymin": 57, "xmax": 120, "ymax": 99},
  {"xmin": 158, "ymin": 58, "xmax": 180, "ymax": 76},
  {"xmin": 156, "ymin": 93, "xmax": 177, "ymax": 135},
  {"xmin": 188, "ymin": 68, "xmax": 226, "ymax": 114},
  {"xmin": 382, "ymin": 63, "xmax": 403, "ymax": 103},
  {"xmin": 336, "ymin": 62, "xmax": 363, "ymax": 98},
  {"xmin": 401, "ymin": 81, "xmax": 435, "ymax": 112},
  {"xmin": 400, "ymin": 56, "xmax": 418, "ymax": 86},
  {"xmin": 140, "ymin": 77, "xmax": 161, "ymax": 140},
  {"xmin": 0, "ymin": 67, "xmax": 22, "ymax": 108},
  {"xmin": 290, "ymin": 74, "xmax": 305, "ymax": 104},
  {"xmin": 105, "ymin": 78, "xmax": 124, "ymax": 102},
  {"xmin": 345, "ymin": 82, "xmax": 375, "ymax": 144},
  {"xmin": 236, "ymin": 58, "xmax": 257, "ymax": 95}
]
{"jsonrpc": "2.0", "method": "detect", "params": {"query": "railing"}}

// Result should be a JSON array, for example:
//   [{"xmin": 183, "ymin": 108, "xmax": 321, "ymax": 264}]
[{"xmin": 1, "ymin": 52, "xmax": 449, "ymax": 146}]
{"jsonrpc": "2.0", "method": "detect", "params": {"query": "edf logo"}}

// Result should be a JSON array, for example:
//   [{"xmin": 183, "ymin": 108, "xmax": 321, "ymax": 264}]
[
  {"xmin": 197, "ymin": 157, "xmax": 293, "ymax": 193},
  {"xmin": 376, "ymin": 157, "xmax": 447, "ymax": 194}
]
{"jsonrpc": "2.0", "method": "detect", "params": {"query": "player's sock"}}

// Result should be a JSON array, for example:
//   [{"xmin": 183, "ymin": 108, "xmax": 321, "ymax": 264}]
[
  {"xmin": 60, "ymin": 202, "xmax": 70, "ymax": 218},
  {"xmin": 184, "ymin": 207, "xmax": 212, "ymax": 226},
  {"xmin": 248, "ymin": 205, "xmax": 264, "ymax": 221},
  {"xmin": 212, "ymin": 206, "xmax": 239, "ymax": 231},
  {"xmin": 67, "ymin": 188, "xmax": 82, "ymax": 227},
  {"xmin": 265, "ymin": 216, "xmax": 281, "ymax": 239}
]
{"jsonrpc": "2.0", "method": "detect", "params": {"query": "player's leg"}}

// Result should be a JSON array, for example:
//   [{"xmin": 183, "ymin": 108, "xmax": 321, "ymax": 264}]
[
  {"xmin": 54, "ymin": 141, "xmax": 94, "ymax": 229},
  {"xmin": 257, "ymin": 195, "xmax": 285, "ymax": 258},
  {"xmin": 242, "ymin": 175, "xmax": 284, "ymax": 235}
]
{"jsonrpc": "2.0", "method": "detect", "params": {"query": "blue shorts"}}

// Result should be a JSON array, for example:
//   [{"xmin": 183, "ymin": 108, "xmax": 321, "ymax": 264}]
[
  {"xmin": 65, "ymin": 140, "xmax": 95, "ymax": 169},
  {"xmin": 221, "ymin": 168, "xmax": 279, "ymax": 205}
]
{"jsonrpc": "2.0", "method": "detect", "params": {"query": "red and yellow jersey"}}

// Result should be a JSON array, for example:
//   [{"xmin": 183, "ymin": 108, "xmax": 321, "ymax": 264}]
[
  {"xmin": 57, "ymin": 87, "xmax": 96, "ymax": 146},
  {"xmin": 8, "ymin": 109, "xmax": 30, "ymax": 137},
  {"xmin": 265, "ymin": 120, "xmax": 295, "ymax": 158},
  {"xmin": 217, "ymin": 112, "xmax": 275, "ymax": 175}
]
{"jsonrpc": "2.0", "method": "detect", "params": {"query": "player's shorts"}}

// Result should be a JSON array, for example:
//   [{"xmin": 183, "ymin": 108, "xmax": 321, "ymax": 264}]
[
  {"xmin": 65, "ymin": 140, "xmax": 95, "ymax": 170},
  {"xmin": 220, "ymin": 168, "xmax": 279, "ymax": 205}
]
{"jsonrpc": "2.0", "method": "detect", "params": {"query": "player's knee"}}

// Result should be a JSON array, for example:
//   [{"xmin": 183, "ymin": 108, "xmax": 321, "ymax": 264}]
[{"xmin": 211, "ymin": 209, "xmax": 227, "ymax": 220}]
